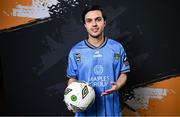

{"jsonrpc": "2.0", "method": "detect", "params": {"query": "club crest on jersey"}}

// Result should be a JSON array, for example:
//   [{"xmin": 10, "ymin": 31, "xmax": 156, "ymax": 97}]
[
  {"xmin": 123, "ymin": 56, "xmax": 129, "ymax": 66},
  {"xmin": 114, "ymin": 53, "xmax": 120, "ymax": 60},
  {"xmin": 75, "ymin": 53, "xmax": 81, "ymax": 62}
]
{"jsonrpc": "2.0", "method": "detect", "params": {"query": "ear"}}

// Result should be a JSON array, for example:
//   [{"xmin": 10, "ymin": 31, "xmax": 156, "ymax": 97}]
[
  {"xmin": 84, "ymin": 23, "xmax": 87, "ymax": 29},
  {"xmin": 104, "ymin": 21, "xmax": 106, "ymax": 27}
]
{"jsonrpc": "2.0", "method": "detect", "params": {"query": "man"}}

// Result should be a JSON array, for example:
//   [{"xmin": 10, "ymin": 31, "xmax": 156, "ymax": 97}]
[{"xmin": 66, "ymin": 5, "xmax": 130, "ymax": 116}]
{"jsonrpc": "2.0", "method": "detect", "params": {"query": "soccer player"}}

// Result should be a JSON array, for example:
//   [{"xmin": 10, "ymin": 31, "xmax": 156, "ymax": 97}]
[{"xmin": 66, "ymin": 5, "xmax": 130, "ymax": 116}]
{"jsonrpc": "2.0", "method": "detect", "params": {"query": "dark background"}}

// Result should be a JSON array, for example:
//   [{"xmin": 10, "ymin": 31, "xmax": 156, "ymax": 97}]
[{"xmin": 0, "ymin": 0, "xmax": 179, "ymax": 115}]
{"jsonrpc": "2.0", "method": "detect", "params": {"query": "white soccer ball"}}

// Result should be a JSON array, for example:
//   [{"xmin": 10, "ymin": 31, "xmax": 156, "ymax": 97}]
[{"xmin": 64, "ymin": 81, "xmax": 95, "ymax": 112}]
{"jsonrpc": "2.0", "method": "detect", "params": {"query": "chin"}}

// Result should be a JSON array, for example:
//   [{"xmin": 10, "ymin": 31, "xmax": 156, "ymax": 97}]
[
  {"xmin": 91, "ymin": 35, "xmax": 100, "ymax": 38},
  {"xmin": 90, "ymin": 33, "xmax": 101, "ymax": 38}
]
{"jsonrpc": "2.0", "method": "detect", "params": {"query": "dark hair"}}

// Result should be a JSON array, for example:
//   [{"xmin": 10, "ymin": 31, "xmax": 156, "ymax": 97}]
[{"xmin": 82, "ymin": 5, "xmax": 106, "ymax": 24}]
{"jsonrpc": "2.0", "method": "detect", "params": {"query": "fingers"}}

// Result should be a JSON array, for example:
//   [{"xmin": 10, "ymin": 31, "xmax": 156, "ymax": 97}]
[
  {"xmin": 68, "ymin": 107, "xmax": 74, "ymax": 112},
  {"xmin": 101, "ymin": 92, "xmax": 108, "ymax": 96},
  {"xmin": 101, "ymin": 91, "xmax": 110, "ymax": 96},
  {"xmin": 101, "ymin": 89, "xmax": 114, "ymax": 96},
  {"xmin": 68, "ymin": 109, "xmax": 73, "ymax": 112},
  {"xmin": 110, "ymin": 81, "xmax": 117, "ymax": 85},
  {"xmin": 101, "ymin": 82, "xmax": 117, "ymax": 96},
  {"xmin": 101, "ymin": 82, "xmax": 118, "ymax": 96}
]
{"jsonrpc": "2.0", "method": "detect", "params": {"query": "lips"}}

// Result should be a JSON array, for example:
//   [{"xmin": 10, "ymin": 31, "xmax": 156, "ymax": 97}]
[{"xmin": 91, "ymin": 28, "xmax": 99, "ymax": 33}]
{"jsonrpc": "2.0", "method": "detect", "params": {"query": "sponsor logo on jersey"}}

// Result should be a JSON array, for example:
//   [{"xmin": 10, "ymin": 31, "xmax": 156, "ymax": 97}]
[
  {"xmin": 93, "ymin": 51, "xmax": 102, "ymax": 58},
  {"xmin": 93, "ymin": 65, "xmax": 103, "ymax": 75},
  {"xmin": 75, "ymin": 53, "xmax": 81, "ymax": 62},
  {"xmin": 88, "ymin": 76, "xmax": 111, "ymax": 87},
  {"xmin": 86, "ymin": 65, "xmax": 112, "ymax": 87},
  {"xmin": 114, "ymin": 53, "xmax": 120, "ymax": 60}
]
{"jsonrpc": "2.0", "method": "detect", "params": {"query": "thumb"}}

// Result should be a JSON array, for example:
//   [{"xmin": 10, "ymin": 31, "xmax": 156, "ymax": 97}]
[{"xmin": 110, "ymin": 82, "xmax": 117, "ymax": 85}]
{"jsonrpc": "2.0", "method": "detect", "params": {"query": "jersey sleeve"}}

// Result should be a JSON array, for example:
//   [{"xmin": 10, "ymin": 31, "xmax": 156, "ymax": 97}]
[
  {"xmin": 120, "ymin": 47, "xmax": 130, "ymax": 73},
  {"xmin": 66, "ymin": 50, "xmax": 78, "ymax": 78}
]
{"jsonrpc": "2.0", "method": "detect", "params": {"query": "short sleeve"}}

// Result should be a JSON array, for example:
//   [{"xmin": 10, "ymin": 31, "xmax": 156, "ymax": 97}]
[
  {"xmin": 120, "ymin": 47, "xmax": 130, "ymax": 73},
  {"xmin": 66, "ymin": 50, "xmax": 78, "ymax": 78}
]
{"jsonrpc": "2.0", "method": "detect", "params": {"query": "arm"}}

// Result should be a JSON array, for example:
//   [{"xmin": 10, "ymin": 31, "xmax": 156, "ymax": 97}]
[{"xmin": 101, "ymin": 73, "xmax": 127, "ymax": 96}]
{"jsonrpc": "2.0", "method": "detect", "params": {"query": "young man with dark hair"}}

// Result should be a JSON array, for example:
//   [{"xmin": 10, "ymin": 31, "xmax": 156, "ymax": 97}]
[{"xmin": 66, "ymin": 5, "xmax": 130, "ymax": 116}]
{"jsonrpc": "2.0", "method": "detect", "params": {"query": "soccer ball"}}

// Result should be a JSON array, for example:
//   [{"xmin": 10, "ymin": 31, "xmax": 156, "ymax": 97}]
[{"xmin": 64, "ymin": 81, "xmax": 95, "ymax": 112}]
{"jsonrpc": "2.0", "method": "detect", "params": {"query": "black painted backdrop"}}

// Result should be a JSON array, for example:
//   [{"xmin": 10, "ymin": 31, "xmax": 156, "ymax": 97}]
[{"xmin": 0, "ymin": 0, "xmax": 179, "ymax": 115}]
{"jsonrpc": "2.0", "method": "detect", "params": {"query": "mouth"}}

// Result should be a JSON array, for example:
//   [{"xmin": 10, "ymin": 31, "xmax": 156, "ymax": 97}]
[{"xmin": 91, "ymin": 28, "xmax": 99, "ymax": 33}]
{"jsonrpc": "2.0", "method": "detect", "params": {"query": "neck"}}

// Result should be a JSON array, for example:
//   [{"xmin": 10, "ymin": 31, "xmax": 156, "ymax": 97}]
[{"xmin": 88, "ymin": 34, "xmax": 104, "ymax": 47}]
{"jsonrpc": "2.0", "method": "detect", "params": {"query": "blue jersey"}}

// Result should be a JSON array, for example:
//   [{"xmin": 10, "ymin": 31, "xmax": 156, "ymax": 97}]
[{"xmin": 66, "ymin": 37, "xmax": 130, "ymax": 116}]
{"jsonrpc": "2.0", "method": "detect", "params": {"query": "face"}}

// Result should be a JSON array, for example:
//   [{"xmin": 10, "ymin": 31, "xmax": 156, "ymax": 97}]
[{"xmin": 84, "ymin": 10, "xmax": 106, "ymax": 38}]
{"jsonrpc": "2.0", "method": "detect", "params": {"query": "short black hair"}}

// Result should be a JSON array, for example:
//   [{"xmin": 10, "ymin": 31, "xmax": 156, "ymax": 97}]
[{"xmin": 82, "ymin": 5, "xmax": 106, "ymax": 24}]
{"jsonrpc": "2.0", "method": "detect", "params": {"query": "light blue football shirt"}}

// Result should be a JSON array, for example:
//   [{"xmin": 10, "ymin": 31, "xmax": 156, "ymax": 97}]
[{"xmin": 66, "ymin": 37, "xmax": 130, "ymax": 116}]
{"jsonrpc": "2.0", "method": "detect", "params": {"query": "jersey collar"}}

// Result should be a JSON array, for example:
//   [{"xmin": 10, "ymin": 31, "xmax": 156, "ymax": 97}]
[{"xmin": 84, "ymin": 36, "xmax": 108, "ymax": 49}]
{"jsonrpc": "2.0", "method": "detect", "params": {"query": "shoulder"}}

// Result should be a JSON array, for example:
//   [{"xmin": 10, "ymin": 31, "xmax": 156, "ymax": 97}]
[
  {"xmin": 71, "ymin": 40, "xmax": 85, "ymax": 50},
  {"xmin": 69, "ymin": 40, "xmax": 85, "ymax": 54},
  {"xmin": 107, "ymin": 38, "xmax": 124, "ymax": 49}
]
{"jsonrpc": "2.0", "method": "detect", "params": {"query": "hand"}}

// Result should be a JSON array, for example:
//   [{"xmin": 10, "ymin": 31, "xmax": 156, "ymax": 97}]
[
  {"xmin": 101, "ymin": 82, "xmax": 120, "ymax": 96},
  {"xmin": 63, "ymin": 99, "xmax": 74, "ymax": 112},
  {"xmin": 67, "ymin": 106, "xmax": 73, "ymax": 112}
]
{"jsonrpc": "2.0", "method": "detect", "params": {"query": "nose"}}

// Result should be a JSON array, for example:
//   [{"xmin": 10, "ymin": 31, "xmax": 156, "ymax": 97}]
[{"xmin": 92, "ymin": 20, "xmax": 97, "ymax": 26}]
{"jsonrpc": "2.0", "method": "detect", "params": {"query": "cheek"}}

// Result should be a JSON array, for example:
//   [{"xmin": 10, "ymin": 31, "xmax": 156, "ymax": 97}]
[
  {"xmin": 85, "ymin": 24, "xmax": 90, "ymax": 29},
  {"xmin": 100, "ymin": 24, "xmax": 105, "ymax": 30},
  {"xmin": 100, "ymin": 22, "xmax": 105, "ymax": 28},
  {"xmin": 85, "ymin": 26, "xmax": 91, "ymax": 33}
]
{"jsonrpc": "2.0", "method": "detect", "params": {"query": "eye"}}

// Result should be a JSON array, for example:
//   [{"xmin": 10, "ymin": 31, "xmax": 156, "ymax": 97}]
[
  {"xmin": 96, "ymin": 18, "xmax": 102, "ymax": 22},
  {"xmin": 85, "ymin": 19, "xmax": 92, "ymax": 23}
]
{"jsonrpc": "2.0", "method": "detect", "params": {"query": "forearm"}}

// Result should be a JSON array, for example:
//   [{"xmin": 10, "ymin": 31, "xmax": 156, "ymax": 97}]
[{"xmin": 116, "ymin": 73, "xmax": 127, "ymax": 90}]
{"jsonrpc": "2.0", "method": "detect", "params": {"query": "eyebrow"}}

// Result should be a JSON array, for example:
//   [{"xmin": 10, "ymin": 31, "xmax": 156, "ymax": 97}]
[{"xmin": 85, "ymin": 16, "xmax": 102, "ymax": 20}]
